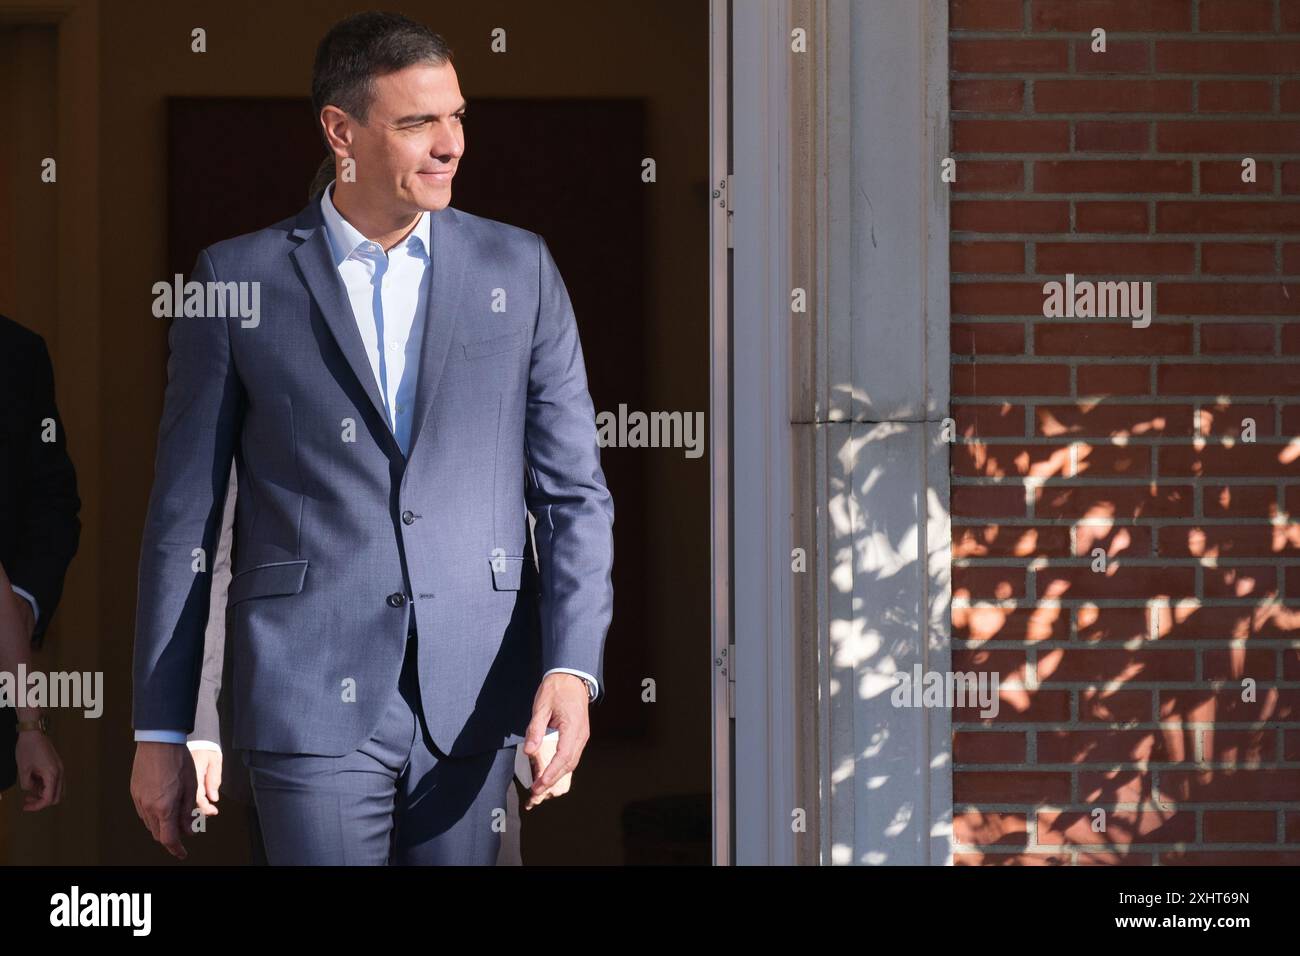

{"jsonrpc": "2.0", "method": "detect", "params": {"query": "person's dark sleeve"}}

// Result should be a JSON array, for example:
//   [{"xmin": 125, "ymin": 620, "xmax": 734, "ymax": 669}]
[{"xmin": 8, "ymin": 334, "xmax": 81, "ymax": 649}]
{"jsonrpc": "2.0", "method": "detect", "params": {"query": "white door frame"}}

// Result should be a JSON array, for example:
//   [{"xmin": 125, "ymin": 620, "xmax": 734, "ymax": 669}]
[
  {"xmin": 723, "ymin": 0, "xmax": 953, "ymax": 865},
  {"xmin": 727, "ymin": 0, "xmax": 800, "ymax": 866},
  {"xmin": 709, "ymin": 0, "xmax": 733, "ymax": 866}
]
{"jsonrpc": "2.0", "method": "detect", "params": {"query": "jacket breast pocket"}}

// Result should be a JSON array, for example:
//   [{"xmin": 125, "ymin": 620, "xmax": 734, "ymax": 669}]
[
  {"xmin": 462, "ymin": 328, "xmax": 528, "ymax": 360},
  {"xmin": 227, "ymin": 559, "xmax": 309, "ymax": 606}
]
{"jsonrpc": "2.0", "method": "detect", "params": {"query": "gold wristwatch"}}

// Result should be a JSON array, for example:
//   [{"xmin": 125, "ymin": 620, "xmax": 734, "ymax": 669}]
[{"xmin": 17, "ymin": 715, "xmax": 48, "ymax": 734}]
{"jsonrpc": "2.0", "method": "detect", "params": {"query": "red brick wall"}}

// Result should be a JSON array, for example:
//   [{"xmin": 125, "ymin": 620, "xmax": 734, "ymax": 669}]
[{"xmin": 949, "ymin": 0, "xmax": 1300, "ymax": 864}]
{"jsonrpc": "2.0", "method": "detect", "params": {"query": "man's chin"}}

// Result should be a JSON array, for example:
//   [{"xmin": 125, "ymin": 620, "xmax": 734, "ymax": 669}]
[{"xmin": 408, "ymin": 186, "xmax": 451, "ymax": 212}]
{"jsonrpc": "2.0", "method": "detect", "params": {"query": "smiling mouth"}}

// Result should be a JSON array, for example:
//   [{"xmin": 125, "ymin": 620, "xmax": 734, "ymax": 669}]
[{"xmin": 420, "ymin": 170, "xmax": 454, "ymax": 179}]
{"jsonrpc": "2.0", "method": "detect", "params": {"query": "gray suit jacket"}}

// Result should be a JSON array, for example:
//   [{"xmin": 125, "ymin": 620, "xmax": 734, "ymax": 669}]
[
  {"xmin": 135, "ymin": 200, "xmax": 614, "ymax": 757},
  {"xmin": 191, "ymin": 464, "xmax": 522, "ymax": 861}
]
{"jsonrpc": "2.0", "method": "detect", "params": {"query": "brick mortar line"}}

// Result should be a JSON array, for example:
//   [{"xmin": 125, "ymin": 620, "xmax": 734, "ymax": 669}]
[
  {"xmin": 952, "ymin": 764, "xmax": 1300, "ymax": 771},
  {"xmin": 951, "ymin": 314, "xmax": 1294, "ymax": 317},
  {"xmin": 952, "ymin": 72, "xmax": 1300, "ymax": 80},
  {"xmin": 954, "ymin": 111, "xmax": 1300, "ymax": 117},
  {"xmin": 948, "ymin": 436, "xmax": 1300, "ymax": 442},
  {"xmin": 944, "ymin": 685, "xmax": 1298, "ymax": 693},
  {"xmin": 911, "ymin": 677, "xmax": 1300, "ymax": 685},
  {"xmin": 958, "ymin": 469, "xmax": 1300, "ymax": 477},
  {"xmin": 954, "ymin": 559, "xmax": 1300, "ymax": 565},
  {"xmin": 950, "ymin": 194, "xmax": 1293, "ymax": 200},
  {"xmin": 951, "ymin": 726, "xmax": 1300, "ymax": 731},
  {"xmin": 949, "ymin": 34, "xmax": 1300, "ymax": 41},
  {"xmin": 954, "ymin": 272, "xmax": 1300, "ymax": 277},
  {"xmin": 955, "ymin": 844, "xmax": 1300, "ymax": 851},
  {"xmin": 952, "ymin": 357, "xmax": 1300, "ymax": 364},
  {"xmin": 956, "ymin": 638, "xmax": 1300, "ymax": 645},
  {"xmin": 953, "ymin": 638, "xmax": 1300, "ymax": 645},
  {"xmin": 955, "ymin": 804, "xmax": 1300, "ymax": 810},
  {"xmin": 956, "ymin": 400, "xmax": 1300, "ymax": 405},
  {"xmin": 951, "ymin": 594, "xmax": 1300, "ymax": 602},
  {"xmin": 946, "ymin": 151, "xmax": 1300, "ymax": 158},
  {"xmin": 951, "ymin": 233, "xmax": 1300, "ymax": 241}
]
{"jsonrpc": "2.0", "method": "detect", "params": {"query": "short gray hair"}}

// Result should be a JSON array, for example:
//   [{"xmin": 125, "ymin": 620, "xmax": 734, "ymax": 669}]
[{"xmin": 310, "ymin": 11, "xmax": 454, "ymax": 150}]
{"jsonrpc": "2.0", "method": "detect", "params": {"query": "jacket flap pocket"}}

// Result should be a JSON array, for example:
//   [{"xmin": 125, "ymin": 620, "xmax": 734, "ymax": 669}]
[
  {"xmin": 463, "ymin": 328, "xmax": 528, "ymax": 360},
  {"xmin": 490, "ymin": 555, "xmax": 524, "ymax": 591},
  {"xmin": 228, "ymin": 559, "xmax": 309, "ymax": 606}
]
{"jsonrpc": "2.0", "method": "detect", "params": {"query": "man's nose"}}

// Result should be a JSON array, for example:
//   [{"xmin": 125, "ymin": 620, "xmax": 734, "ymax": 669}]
[{"xmin": 432, "ymin": 129, "xmax": 463, "ymax": 159}]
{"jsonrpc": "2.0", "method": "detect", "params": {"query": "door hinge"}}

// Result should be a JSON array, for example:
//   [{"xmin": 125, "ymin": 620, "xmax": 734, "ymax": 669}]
[
  {"xmin": 724, "ymin": 174, "xmax": 734, "ymax": 249},
  {"xmin": 724, "ymin": 641, "xmax": 735, "ymax": 718}
]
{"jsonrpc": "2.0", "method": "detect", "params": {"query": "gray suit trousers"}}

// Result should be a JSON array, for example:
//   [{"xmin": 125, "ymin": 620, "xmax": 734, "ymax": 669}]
[{"xmin": 242, "ymin": 631, "xmax": 518, "ymax": 865}]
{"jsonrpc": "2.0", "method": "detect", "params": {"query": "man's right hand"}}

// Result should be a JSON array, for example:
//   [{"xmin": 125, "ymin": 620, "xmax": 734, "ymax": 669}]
[
  {"xmin": 130, "ymin": 742, "xmax": 197, "ymax": 860},
  {"xmin": 191, "ymin": 748, "xmax": 222, "ymax": 816}
]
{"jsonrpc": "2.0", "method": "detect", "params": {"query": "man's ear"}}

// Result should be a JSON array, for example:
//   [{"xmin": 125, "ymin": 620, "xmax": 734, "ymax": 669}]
[{"xmin": 319, "ymin": 105, "xmax": 353, "ymax": 153}]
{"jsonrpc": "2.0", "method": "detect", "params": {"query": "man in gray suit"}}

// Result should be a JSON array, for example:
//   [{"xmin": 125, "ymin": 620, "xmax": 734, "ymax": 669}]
[
  {"xmin": 131, "ymin": 11, "xmax": 614, "ymax": 865},
  {"xmin": 182, "ymin": 165, "xmax": 523, "ymax": 866}
]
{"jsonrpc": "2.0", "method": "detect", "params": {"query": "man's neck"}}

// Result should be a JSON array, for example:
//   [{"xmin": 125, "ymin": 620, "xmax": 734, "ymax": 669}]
[{"xmin": 331, "ymin": 183, "xmax": 423, "ymax": 252}]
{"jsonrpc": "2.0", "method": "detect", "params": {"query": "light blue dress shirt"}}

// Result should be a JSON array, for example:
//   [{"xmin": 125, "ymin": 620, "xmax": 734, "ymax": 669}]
[
  {"xmin": 10, "ymin": 586, "xmax": 38, "ymax": 625},
  {"xmin": 137, "ymin": 183, "xmax": 597, "ymax": 749}
]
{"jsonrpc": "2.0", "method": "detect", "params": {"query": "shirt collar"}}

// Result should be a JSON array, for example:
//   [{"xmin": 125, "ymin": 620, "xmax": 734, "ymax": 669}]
[{"xmin": 319, "ymin": 180, "xmax": 430, "ymax": 267}]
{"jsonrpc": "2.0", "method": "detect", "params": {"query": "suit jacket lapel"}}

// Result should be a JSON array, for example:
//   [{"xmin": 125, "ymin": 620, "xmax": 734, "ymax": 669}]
[
  {"xmin": 289, "ymin": 204, "xmax": 398, "ymax": 455},
  {"xmin": 407, "ymin": 206, "xmax": 467, "ymax": 461}
]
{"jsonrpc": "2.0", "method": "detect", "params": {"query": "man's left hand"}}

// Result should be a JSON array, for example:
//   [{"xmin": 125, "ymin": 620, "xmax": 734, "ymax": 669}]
[{"xmin": 523, "ymin": 672, "xmax": 590, "ymax": 810}]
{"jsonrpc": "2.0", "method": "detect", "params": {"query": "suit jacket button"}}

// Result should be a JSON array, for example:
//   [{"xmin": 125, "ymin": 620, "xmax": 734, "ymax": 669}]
[
  {"xmin": 387, "ymin": 592, "xmax": 407, "ymax": 608},
  {"xmin": 402, "ymin": 510, "xmax": 416, "ymax": 525}
]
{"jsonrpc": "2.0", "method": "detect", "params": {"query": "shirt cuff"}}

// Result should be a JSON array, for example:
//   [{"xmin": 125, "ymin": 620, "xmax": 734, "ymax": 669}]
[
  {"xmin": 10, "ymin": 585, "xmax": 39, "ymax": 626},
  {"xmin": 135, "ymin": 730, "xmax": 189, "ymax": 745},
  {"xmin": 186, "ymin": 739, "xmax": 222, "ymax": 753},
  {"xmin": 543, "ymin": 667, "xmax": 598, "ymax": 701}
]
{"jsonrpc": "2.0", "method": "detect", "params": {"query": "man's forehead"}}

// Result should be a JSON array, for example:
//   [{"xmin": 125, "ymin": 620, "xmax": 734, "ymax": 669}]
[
  {"xmin": 375, "ymin": 62, "xmax": 458, "ymax": 96},
  {"xmin": 372, "ymin": 66, "xmax": 462, "ymax": 115}
]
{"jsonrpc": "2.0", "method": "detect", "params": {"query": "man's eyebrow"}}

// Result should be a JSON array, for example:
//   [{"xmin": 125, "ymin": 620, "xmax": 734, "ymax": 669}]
[{"xmin": 392, "ymin": 99, "xmax": 469, "ymax": 125}]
